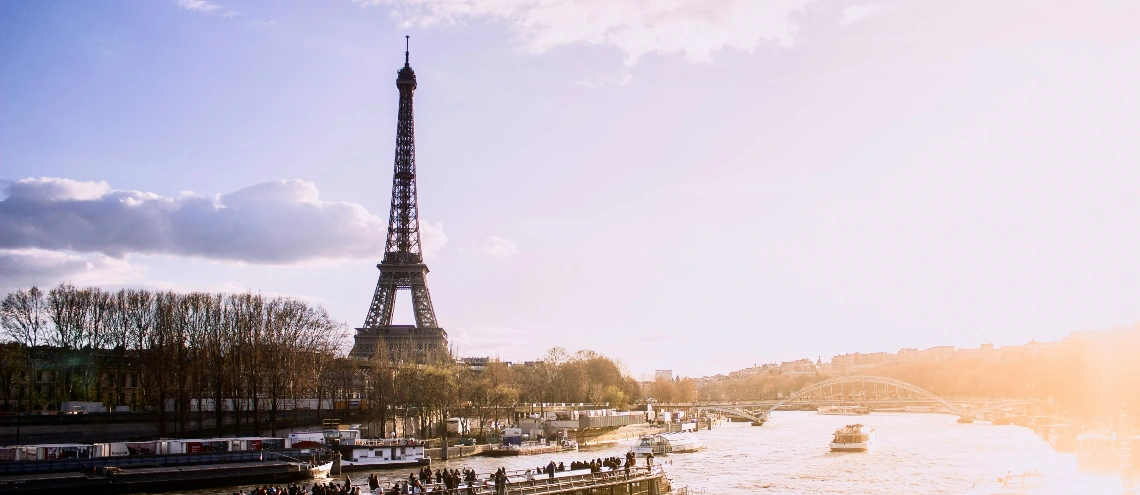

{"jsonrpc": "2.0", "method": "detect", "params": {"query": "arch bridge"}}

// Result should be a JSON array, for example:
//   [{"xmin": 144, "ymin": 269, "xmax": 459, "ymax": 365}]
[
  {"xmin": 671, "ymin": 376, "xmax": 1050, "ymax": 424},
  {"xmin": 761, "ymin": 375, "xmax": 970, "ymax": 419}
]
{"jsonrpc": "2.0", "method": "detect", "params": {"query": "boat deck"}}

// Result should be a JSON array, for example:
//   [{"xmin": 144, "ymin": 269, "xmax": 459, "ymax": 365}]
[
  {"xmin": 0, "ymin": 461, "xmax": 311, "ymax": 494},
  {"xmin": 379, "ymin": 466, "xmax": 669, "ymax": 495}
]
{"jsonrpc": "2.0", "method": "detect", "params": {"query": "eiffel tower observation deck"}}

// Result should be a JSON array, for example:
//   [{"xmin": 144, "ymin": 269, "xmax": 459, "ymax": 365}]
[{"xmin": 349, "ymin": 38, "xmax": 448, "ymax": 362}]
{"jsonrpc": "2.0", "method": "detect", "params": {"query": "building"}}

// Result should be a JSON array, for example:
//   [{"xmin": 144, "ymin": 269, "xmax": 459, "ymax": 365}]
[{"xmin": 654, "ymin": 370, "xmax": 673, "ymax": 382}]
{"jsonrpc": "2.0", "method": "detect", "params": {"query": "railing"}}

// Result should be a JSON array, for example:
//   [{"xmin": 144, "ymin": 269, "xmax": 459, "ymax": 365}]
[
  {"xmin": 344, "ymin": 438, "xmax": 423, "ymax": 447},
  {"xmin": 376, "ymin": 466, "xmax": 665, "ymax": 495},
  {"xmin": 0, "ymin": 449, "xmax": 318, "ymax": 475},
  {"xmin": 509, "ymin": 467, "xmax": 661, "ymax": 495}
]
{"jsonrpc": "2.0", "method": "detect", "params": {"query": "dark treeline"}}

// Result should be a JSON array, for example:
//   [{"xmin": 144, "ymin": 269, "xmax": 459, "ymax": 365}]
[
  {"xmin": 1, "ymin": 285, "xmax": 646, "ymax": 441},
  {"xmin": 0, "ymin": 284, "xmax": 344, "ymax": 437}
]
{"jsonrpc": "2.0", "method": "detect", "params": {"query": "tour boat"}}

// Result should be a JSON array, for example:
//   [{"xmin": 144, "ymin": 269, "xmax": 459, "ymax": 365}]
[
  {"xmin": 305, "ymin": 460, "xmax": 333, "ymax": 479},
  {"xmin": 817, "ymin": 405, "xmax": 869, "ymax": 416},
  {"xmin": 630, "ymin": 432, "xmax": 705, "ymax": 456},
  {"xmin": 829, "ymin": 424, "xmax": 874, "ymax": 452},
  {"xmin": 1075, "ymin": 430, "xmax": 1118, "ymax": 472},
  {"xmin": 327, "ymin": 427, "xmax": 430, "ymax": 470}
]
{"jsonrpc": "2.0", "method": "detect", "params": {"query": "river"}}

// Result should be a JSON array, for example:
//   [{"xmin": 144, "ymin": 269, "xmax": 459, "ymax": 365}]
[{"xmin": 171, "ymin": 412, "xmax": 1129, "ymax": 494}]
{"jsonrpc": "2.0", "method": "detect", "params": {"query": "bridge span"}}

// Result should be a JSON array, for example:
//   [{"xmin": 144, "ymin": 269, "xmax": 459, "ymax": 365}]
[{"xmin": 664, "ymin": 376, "xmax": 1056, "ymax": 424}]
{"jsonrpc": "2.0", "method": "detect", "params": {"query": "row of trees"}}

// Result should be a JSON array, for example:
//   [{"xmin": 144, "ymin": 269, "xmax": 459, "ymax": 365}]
[
  {"xmin": 0, "ymin": 284, "xmax": 345, "ymax": 437},
  {"xmin": 1, "ymin": 285, "xmax": 648, "ymax": 441},
  {"xmin": 355, "ymin": 346, "xmax": 645, "ymax": 440}
]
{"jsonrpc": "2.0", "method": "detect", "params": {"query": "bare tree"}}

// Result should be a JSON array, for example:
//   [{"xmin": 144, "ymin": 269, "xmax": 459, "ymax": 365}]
[{"xmin": 1, "ymin": 287, "xmax": 48, "ymax": 347}]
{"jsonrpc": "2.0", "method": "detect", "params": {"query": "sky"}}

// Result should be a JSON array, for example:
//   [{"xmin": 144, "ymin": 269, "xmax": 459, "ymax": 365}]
[{"xmin": 2, "ymin": 0, "xmax": 1140, "ymax": 378}]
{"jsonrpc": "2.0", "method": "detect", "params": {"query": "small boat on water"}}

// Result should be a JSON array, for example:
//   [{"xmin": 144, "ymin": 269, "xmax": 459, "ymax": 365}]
[
  {"xmin": 817, "ymin": 405, "xmax": 869, "ymax": 416},
  {"xmin": 1075, "ymin": 430, "xmax": 1118, "ymax": 472},
  {"xmin": 829, "ymin": 424, "xmax": 874, "ymax": 452},
  {"xmin": 305, "ymin": 460, "xmax": 333, "ymax": 478},
  {"xmin": 630, "ymin": 432, "xmax": 704, "ymax": 456}
]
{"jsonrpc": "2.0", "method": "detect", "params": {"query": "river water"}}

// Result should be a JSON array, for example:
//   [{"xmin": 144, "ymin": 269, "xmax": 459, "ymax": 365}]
[{"xmin": 174, "ymin": 412, "xmax": 1130, "ymax": 495}]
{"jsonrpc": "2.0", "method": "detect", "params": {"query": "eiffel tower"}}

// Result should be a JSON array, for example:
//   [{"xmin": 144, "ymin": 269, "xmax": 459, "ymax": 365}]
[{"xmin": 349, "ymin": 37, "xmax": 448, "ymax": 361}]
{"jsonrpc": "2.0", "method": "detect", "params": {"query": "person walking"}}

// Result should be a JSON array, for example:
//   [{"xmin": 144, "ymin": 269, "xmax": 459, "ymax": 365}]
[{"xmin": 547, "ymin": 461, "xmax": 557, "ymax": 480}]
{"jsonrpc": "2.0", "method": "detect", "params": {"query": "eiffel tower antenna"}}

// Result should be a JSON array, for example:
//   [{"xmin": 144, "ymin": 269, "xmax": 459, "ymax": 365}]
[
  {"xmin": 405, "ymin": 35, "xmax": 410, "ymax": 66},
  {"xmin": 350, "ymin": 39, "xmax": 448, "ymax": 361}
]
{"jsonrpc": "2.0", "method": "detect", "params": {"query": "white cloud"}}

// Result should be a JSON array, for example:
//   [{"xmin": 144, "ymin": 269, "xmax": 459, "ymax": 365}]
[
  {"xmin": 2, "ymin": 177, "xmax": 110, "ymax": 202},
  {"xmin": 447, "ymin": 325, "xmax": 536, "ymax": 359},
  {"xmin": 175, "ymin": 0, "xmax": 221, "ymax": 13},
  {"xmin": 479, "ymin": 236, "xmax": 519, "ymax": 256},
  {"xmin": 420, "ymin": 220, "xmax": 449, "ymax": 259},
  {"xmin": 359, "ymin": 0, "xmax": 812, "ymax": 65},
  {"xmin": 0, "ymin": 178, "xmax": 447, "ymax": 265},
  {"xmin": 0, "ymin": 249, "xmax": 143, "ymax": 293},
  {"xmin": 174, "ymin": 0, "xmax": 240, "ymax": 18},
  {"xmin": 840, "ymin": 3, "xmax": 882, "ymax": 26}
]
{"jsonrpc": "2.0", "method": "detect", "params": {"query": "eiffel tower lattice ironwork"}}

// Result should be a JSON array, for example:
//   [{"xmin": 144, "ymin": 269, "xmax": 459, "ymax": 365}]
[{"xmin": 349, "ymin": 37, "xmax": 448, "ymax": 360}]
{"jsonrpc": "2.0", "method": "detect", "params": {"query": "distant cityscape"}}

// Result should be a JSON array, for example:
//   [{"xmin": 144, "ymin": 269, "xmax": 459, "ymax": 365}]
[{"xmin": 659, "ymin": 326, "xmax": 1133, "ymax": 387}]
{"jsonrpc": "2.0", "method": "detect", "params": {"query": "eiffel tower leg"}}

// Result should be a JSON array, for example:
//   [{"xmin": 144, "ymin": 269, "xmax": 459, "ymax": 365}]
[
  {"xmin": 409, "ymin": 281, "xmax": 438, "ymax": 328},
  {"xmin": 363, "ymin": 282, "xmax": 398, "ymax": 328}
]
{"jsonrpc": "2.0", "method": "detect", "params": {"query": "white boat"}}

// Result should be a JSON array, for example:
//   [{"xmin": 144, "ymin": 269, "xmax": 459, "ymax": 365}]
[
  {"xmin": 817, "ymin": 405, "xmax": 869, "ymax": 416},
  {"xmin": 1075, "ymin": 430, "xmax": 1118, "ymax": 472},
  {"xmin": 305, "ymin": 460, "xmax": 333, "ymax": 478},
  {"xmin": 904, "ymin": 405, "xmax": 933, "ymax": 413},
  {"xmin": 830, "ymin": 424, "xmax": 874, "ymax": 452},
  {"xmin": 328, "ymin": 427, "xmax": 430, "ymax": 470},
  {"xmin": 630, "ymin": 432, "xmax": 704, "ymax": 456}
]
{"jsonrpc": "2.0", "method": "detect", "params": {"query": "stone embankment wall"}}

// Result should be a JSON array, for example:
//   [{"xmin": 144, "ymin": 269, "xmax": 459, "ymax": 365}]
[{"xmin": 423, "ymin": 444, "xmax": 489, "ymax": 460}]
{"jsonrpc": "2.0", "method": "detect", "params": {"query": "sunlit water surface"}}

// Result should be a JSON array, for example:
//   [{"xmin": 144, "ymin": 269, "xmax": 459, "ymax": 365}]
[{"xmin": 168, "ymin": 412, "xmax": 1129, "ymax": 494}]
